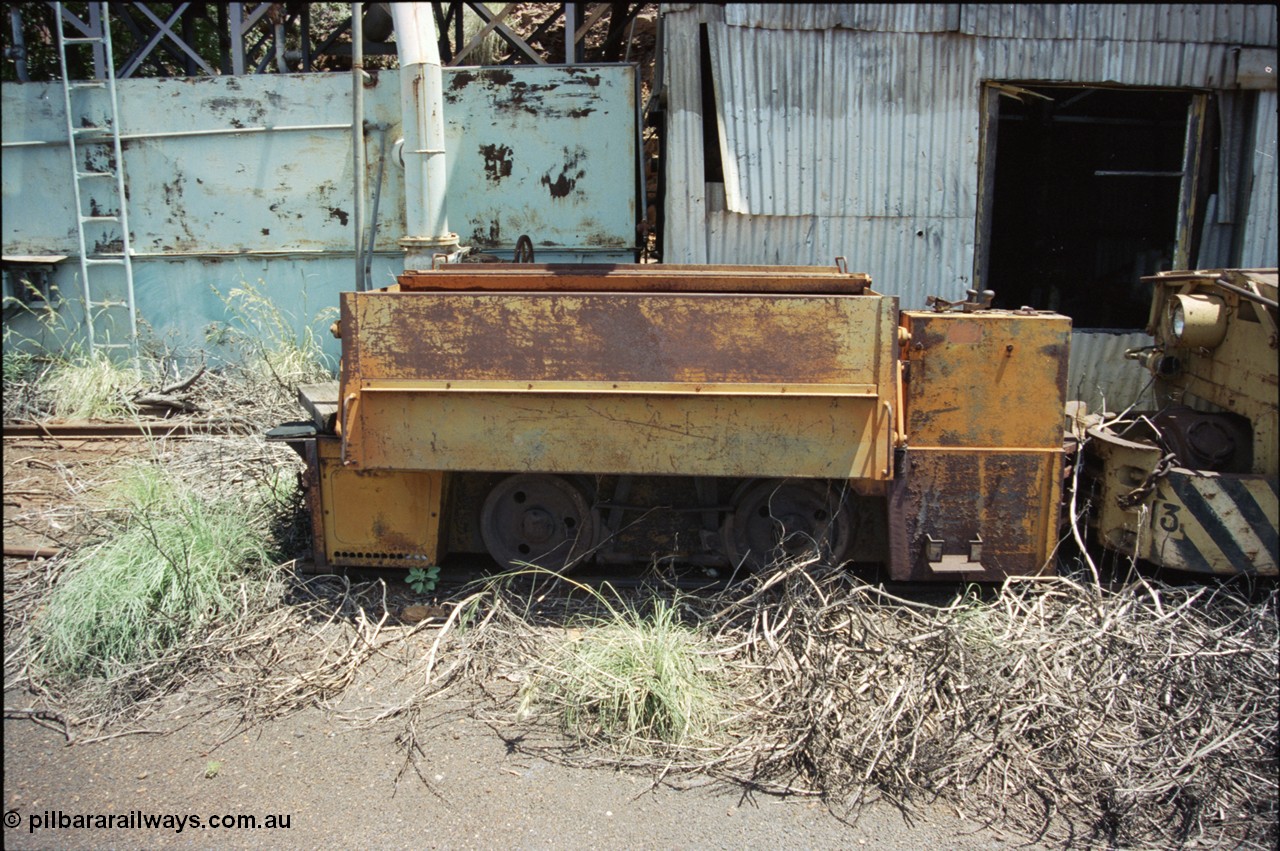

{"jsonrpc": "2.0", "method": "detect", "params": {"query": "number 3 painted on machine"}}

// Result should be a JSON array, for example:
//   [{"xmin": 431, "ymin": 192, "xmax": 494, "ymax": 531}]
[{"xmin": 1158, "ymin": 501, "xmax": 1182, "ymax": 534}]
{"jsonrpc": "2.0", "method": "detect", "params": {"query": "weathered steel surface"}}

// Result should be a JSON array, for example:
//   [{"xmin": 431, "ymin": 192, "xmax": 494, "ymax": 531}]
[
  {"xmin": 1, "ymin": 66, "xmax": 635, "ymax": 258},
  {"xmin": 314, "ymin": 437, "xmax": 446, "ymax": 567},
  {"xmin": 337, "ymin": 271, "xmax": 899, "ymax": 483},
  {"xmin": 1086, "ymin": 423, "xmax": 1279, "ymax": 575},
  {"xmin": 398, "ymin": 263, "xmax": 871, "ymax": 293},
  {"xmin": 891, "ymin": 448, "xmax": 1063, "ymax": 581},
  {"xmin": 343, "ymin": 291, "xmax": 893, "ymax": 387},
  {"xmin": 903, "ymin": 310, "xmax": 1072, "ymax": 449},
  {"xmin": 890, "ymin": 308, "xmax": 1071, "ymax": 580},
  {"xmin": 1148, "ymin": 470, "xmax": 1278, "ymax": 575},
  {"xmin": 1143, "ymin": 269, "xmax": 1279, "ymax": 475},
  {"xmin": 347, "ymin": 390, "xmax": 885, "ymax": 479},
  {"xmin": 442, "ymin": 66, "xmax": 636, "ymax": 256}
]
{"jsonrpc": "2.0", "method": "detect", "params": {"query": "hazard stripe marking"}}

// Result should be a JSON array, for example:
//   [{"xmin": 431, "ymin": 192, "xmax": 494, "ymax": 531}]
[
  {"xmin": 1167, "ymin": 475, "xmax": 1261, "ymax": 573},
  {"xmin": 1221, "ymin": 477, "xmax": 1279, "ymax": 565}
]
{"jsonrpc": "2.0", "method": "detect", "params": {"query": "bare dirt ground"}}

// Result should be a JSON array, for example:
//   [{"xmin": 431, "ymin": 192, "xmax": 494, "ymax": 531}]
[
  {"xmin": 3, "ymin": 433, "xmax": 1040, "ymax": 851},
  {"xmin": 3, "ymin": 677, "xmax": 1034, "ymax": 851}
]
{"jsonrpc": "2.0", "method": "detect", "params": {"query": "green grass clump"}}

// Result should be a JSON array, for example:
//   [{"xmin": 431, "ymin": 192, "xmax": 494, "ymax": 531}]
[
  {"xmin": 206, "ymin": 277, "xmax": 336, "ymax": 389},
  {"xmin": 32, "ymin": 482, "xmax": 272, "ymax": 682},
  {"xmin": 45, "ymin": 349, "xmax": 141, "ymax": 420},
  {"xmin": 518, "ymin": 594, "xmax": 727, "ymax": 753}
]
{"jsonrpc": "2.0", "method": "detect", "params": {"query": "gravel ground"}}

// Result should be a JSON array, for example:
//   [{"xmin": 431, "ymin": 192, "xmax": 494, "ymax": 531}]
[
  {"xmin": 4, "ymin": 686, "xmax": 1041, "ymax": 851},
  {"xmin": 3, "ymin": 434, "xmax": 1043, "ymax": 850}
]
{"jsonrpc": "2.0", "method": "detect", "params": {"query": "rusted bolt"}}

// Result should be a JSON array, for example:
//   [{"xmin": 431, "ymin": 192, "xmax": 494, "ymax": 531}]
[
  {"xmin": 1005, "ymin": 344, "xmax": 1014, "ymax": 355},
  {"xmin": 914, "ymin": 342, "xmax": 924, "ymax": 351}
]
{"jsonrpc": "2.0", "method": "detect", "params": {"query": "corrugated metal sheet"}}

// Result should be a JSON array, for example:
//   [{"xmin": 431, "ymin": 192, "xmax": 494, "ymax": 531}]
[
  {"xmin": 723, "ymin": 4, "xmax": 961, "ymax": 33},
  {"xmin": 718, "ymin": 3, "xmax": 1276, "ymax": 45},
  {"xmin": 977, "ymin": 37, "xmax": 1234, "ymax": 88},
  {"xmin": 708, "ymin": 27, "xmax": 980, "ymax": 218},
  {"xmin": 1241, "ymin": 89, "xmax": 1279, "ymax": 267},
  {"xmin": 661, "ymin": 6, "xmax": 712, "ymax": 262},
  {"xmin": 665, "ymin": 5, "xmax": 1275, "ymax": 274},
  {"xmin": 1067, "ymin": 330, "xmax": 1156, "ymax": 414},
  {"xmin": 958, "ymin": 4, "xmax": 1277, "ymax": 46},
  {"xmin": 703, "ymin": 212, "xmax": 976, "ymax": 308}
]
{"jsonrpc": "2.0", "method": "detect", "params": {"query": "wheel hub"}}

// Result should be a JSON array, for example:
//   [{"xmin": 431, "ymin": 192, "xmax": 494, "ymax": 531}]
[
  {"xmin": 480, "ymin": 474, "xmax": 599, "ymax": 570},
  {"xmin": 722, "ymin": 479, "xmax": 854, "ymax": 570}
]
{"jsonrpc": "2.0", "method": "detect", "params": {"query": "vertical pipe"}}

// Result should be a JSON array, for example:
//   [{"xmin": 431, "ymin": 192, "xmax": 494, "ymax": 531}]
[
  {"xmin": 10, "ymin": 6, "xmax": 29, "ymax": 81},
  {"xmin": 391, "ymin": 3, "xmax": 458, "ymax": 269},
  {"xmin": 564, "ymin": 3, "xmax": 575, "ymax": 64},
  {"xmin": 352, "ymin": 3, "xmax": 365, "ymax": 290}
]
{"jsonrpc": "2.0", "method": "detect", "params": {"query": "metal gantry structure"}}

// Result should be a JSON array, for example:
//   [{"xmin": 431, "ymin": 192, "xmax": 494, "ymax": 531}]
[{"xmin": 7, "ymin": 3, "xmax": 656, "ymax": 81}]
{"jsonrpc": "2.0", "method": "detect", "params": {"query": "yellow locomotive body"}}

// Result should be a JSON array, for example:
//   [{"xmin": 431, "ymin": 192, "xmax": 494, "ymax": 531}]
[
  {"xmin": 288, "ymin": 261, "xmax": 1073, "ymax": 581},
  {"xmin": 1082, "ymin": 269, "xmax": 1279, "ymax": 575}
]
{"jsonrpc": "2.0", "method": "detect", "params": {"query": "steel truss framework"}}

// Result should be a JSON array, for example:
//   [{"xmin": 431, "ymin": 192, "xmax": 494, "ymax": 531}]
[{"xmin": 6, "ymin": 2, "xmax": 654, "ymax": 80}]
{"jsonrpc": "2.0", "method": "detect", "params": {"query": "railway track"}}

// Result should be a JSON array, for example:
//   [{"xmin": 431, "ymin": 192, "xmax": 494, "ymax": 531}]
[{"xmin": 2, "ymin": 420, "xmax": 257, "ymax": 441}]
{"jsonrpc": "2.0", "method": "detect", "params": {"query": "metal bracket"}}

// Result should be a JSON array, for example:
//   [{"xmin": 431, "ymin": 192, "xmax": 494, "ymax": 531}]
[
  {"xmin": 926, "ymin": 290, "xmax": 996, "ymax": 313},
  {"xmin": 926, "ymin": 533, "xmax": 985, "ymax": 573}
]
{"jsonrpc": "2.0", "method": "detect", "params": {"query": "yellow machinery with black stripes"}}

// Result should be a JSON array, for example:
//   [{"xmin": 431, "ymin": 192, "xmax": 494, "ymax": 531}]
[
  {"xmin": 278, "ymin": 261, "xmax": 1079, "ymax": 581},
  {"xmin": 1082, "ymin": 269, "xmax": 1278, "ymax": 575}
]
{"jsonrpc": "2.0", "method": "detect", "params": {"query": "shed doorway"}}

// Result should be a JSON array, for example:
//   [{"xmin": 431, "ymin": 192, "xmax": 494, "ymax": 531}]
[{"xmin": 978, "ymin": 84, "xmax": 1209, "ymax": 329}]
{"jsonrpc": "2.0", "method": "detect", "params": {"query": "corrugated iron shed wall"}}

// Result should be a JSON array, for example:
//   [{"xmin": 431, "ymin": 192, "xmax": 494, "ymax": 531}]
[
  {"xmin": 662, "ymin": 3, "xmax": 1278, "ymax": 411},
  {"xmin": 1242, "ymin": 89, "xmax": 1279, "ymax": 267},
  {"xmin": 725, "ymin": 4, "xmax": 1276, "ymax": 43}
]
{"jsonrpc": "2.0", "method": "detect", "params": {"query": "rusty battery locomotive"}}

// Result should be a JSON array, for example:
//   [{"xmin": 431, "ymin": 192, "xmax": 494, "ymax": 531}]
[
  {"xmin": 276, "ymin": 260, "xmax": 1078, "ymax": 582},
  {"xmin": 1080, "ymin": 269, "xmax": 1278, "ymax": 576}
]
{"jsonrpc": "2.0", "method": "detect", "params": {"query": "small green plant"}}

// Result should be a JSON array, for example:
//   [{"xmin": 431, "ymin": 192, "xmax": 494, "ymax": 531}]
[
  {"xmin": 406, "ymin": 565, "xmax": 441, "ymax": 595},
  {"xmin": 204, "ymin": 760, "xmax": 222, "ymax": 779},
  {"xmin": 514, "ymin": 577, "xmax": 727, "ymax": 754}
]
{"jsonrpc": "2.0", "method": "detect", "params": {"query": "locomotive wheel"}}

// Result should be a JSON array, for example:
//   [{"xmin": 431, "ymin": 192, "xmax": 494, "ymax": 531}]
[
  {"xmin": 721, "ymin": 478, "xmax": 854, "ymax": 570},
  {"xmin": 480, "ymin": 474, "xmax": 600, "ymax": 571}
]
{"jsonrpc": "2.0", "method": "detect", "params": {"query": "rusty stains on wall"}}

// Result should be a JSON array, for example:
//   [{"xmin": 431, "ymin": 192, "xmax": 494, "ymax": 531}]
[
  {"xmin": 541, "ymin": 146, "xmax": 587, "ymax": 200},
  {"xmin": 479, "ymin": 143, "xmax": 514, "ymax": 183}
]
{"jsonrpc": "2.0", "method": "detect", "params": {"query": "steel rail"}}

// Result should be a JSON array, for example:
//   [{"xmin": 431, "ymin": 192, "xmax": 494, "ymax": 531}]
[{"xmin": 2, "ymin": 421, "xmax": 256, "ymax": 440}]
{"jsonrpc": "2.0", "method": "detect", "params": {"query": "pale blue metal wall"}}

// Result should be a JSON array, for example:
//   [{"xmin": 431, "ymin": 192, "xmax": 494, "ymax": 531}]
[{"xmin": 1, "ymin": 65, "xmax": 639, "ymax": 363}]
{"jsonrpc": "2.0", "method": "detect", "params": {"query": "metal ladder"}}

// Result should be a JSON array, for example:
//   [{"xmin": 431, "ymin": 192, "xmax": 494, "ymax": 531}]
[{"xmin": 54, "ymin": 1, "xmax": 138, "ymax": 360}]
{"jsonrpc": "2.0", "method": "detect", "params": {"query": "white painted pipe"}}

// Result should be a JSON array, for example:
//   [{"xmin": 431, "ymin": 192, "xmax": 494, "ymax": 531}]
[{"xmin": 390, "ymin": 3, "xmax": 458, "ymax": 268}]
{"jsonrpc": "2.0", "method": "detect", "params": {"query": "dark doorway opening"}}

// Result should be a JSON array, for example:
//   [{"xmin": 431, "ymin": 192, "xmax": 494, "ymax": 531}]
[{"xmin": 983, "ymin": 85, "xmax": 1202, "ymax": 329}]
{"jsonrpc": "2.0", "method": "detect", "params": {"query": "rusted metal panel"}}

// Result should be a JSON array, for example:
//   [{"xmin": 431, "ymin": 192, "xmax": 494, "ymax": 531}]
[
  {"xmin": 347, "ymin": 390, "xmax": 887, "ymax": 480},
  {"xmin": 441, "ymin": 65, "xmax": 637, "ymax": 257},
  {"xmin": 1085, "ymin": 424, "xmax": 1279, "ymax": 576},
  {"xmin": 342, "ymin": 291, "xmax": 892, "ymax": 387},
  {"xmin": 315, "ymin": 437, "xmax": 446, "ymax": 567},
  {"xmin": 1142, "ymin": 269, "xmax": 1279, "ymax": 475},
  {"xmin": 1147, "ymin": 470, "xmax": 1278, "ymax": 575},
  {"xmin": 398, "ymin": 263, "xmax": 871, "ymax": 293},
  {"xmin": 1, "ymin": 64, "xmax": 635, "ymax": 258},
  {"xmin": 903, "ymin": 310, "xmax": 1073, "ymax": 450},
  {"xmin": 337, "ymin": 267, "xmax": 899, "ymax": 485},
  {"xmin": 890, "ymin": 448, "xmax": 1063, "ymax": 581}
]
